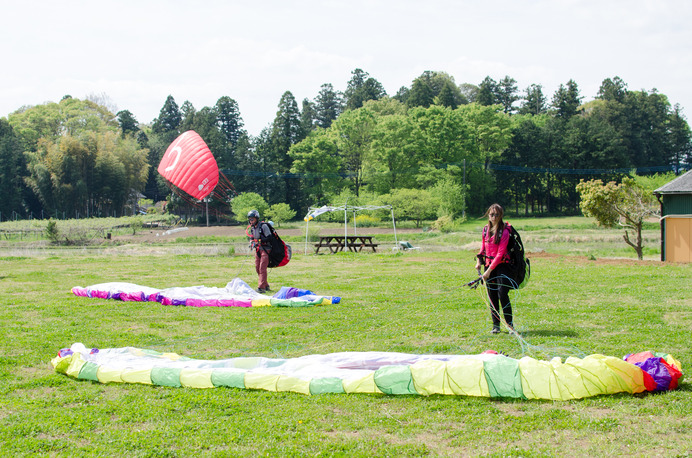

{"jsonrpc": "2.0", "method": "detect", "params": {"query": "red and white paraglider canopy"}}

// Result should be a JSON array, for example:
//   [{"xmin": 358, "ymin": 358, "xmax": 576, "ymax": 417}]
[{"xmin": 157, "ymin": 131, "xmax": 219, "ymax": 200}]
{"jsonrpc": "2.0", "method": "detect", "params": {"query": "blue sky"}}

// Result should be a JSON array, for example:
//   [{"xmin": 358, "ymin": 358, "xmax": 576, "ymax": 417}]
[{"xmin": 3, "ymin": 0, "xmax": 691, "ymax": 136}]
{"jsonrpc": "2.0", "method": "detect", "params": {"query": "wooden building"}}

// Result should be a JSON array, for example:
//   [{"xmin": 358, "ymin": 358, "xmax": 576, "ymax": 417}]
[{"xmin": 654, "ymin": 170, "xmax": 692, "ymax": 262}]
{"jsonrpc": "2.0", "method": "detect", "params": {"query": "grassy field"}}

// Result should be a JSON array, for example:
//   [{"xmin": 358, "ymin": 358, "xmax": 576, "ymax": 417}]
[{"xmin": 0, "ymin": 217, "xmax": 690, "ymax": 456}]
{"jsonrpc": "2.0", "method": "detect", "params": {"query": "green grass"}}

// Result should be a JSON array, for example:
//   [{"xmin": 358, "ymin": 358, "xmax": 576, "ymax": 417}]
[{"xmin": 0, "ymin": 218, "xmax": 690, "ymax": 456}]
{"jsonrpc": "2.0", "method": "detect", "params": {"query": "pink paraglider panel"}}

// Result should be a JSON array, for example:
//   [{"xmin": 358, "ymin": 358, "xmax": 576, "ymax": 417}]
[{"xmin": 157, "ymin": 130, "xmax": 219, "ymax": 200}]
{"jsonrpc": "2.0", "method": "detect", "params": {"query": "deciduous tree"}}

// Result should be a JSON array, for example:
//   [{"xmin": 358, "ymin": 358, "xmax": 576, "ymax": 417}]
[
  {"xmin": 230, "ymin": 192, "xmax": 269, "ymax": 223},
  {"xmin": 289, "ymin": 129, "xmax": 343, "ymax": 204},
  {"xmin": 265, "ymin": 203, "xmax": 296, "ymax": 226},
  {"xmin": 384, "ymin": 188, "xmax": 438, "ymax": 227},
  {"xmin": 576, "ymin": 177, "xmax": 657, "ymax": 260},
  {"xmin": 331, "ymin": 107, "xmax": 376, "ymax": 196},
  {"xmin": 0, "ymin": 119, "xmax": 26, "ymax": 217}
]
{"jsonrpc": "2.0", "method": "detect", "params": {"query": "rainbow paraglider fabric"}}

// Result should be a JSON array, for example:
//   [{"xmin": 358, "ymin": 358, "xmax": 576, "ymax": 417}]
[
  {"xmin": 52, "ymin": 344, "xmax": 682, "ymax": 401},
  {"xmin": 71, "ymin": 278, "xmax": 339, "ymax": 308}
]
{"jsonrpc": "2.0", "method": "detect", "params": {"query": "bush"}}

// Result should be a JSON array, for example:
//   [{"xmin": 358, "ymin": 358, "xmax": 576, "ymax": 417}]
[
  {"xmin": 128, "ymin": 217, "xmax": 143, "ymax": 235},
  {"xmin": 306, "ymin": 226, "xmax": 321, "ymax": 242},
  {"xmin": 354, "ymin": 214, "xmax": 380, "ymax": 227},
  {"xmin": 433, "ymin": 215, "xmax": 454, "ymax": 233},
  {"xmin": 230, "ymin": 192, "xmax": 269, "ymax": 223},
  {"xmin": 45, "ymin": 219, "xmax": 60, "ymax": 243},
  {"xmin": 265, "ymin": 203, "xmax": 296, "ymax": 227}
]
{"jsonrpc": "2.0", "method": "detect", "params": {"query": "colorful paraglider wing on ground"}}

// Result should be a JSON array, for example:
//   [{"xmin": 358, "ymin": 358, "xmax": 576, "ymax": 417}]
[
  {"xmin": 71, "ymin": 278, "xmax": 340, "ymax": 308},
  {"xmin": 52, "ymin": 345, "xmax": 682, "ymax": 400},
  {"xmin": 157, "ymin": 130, "xmax": 219, "ymax": 200}
]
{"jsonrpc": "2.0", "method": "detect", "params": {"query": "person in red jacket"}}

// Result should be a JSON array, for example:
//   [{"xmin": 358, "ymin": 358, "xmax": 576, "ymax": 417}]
[{"xmin": 474, "ymin": 204, "xmax": 514, "ymax": 334}]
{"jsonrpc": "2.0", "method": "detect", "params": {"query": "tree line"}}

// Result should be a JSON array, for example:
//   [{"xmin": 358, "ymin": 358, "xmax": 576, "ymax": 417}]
[{"xmin": 1, "ymin": 70, "xmax": 690, "ymax": 222}]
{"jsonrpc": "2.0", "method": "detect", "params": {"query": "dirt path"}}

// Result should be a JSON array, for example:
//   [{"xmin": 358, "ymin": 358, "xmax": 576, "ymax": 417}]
[{"xmin": 116, "ymin": 225, "xmax": 422, "ymax": 243}]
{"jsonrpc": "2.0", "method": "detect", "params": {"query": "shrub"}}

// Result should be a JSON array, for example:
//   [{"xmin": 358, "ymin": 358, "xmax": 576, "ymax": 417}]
[
  {"xmin": 45, "ymin": 219, "xmax": 60, "ymax": 243},
  {"xmin": 306, "ymin": 226, "xmax": 321, "ymax": 242},
  {"xmin": 265, "ymin": 203, "xmax": 296, "ymax": 227},
  {"xmin": 230, "ymin": 192, "xmax": 269, "ymax": 223},
  {"xmin": 433, "ymin": 215, "xmax": 454, "ymax": 233},
  {"xmin": 354, "ymin": 214, "xmax": 380, "ymax": 227},
  {"xmin": 128, "ymin": 217, "xmax": 143, "ymax": 235}
]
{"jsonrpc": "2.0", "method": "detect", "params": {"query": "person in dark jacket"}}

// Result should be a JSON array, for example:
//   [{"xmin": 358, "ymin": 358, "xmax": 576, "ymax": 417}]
[{"xmin": 246, "ymin": 210, "xmax": 273, "ymax": 293}]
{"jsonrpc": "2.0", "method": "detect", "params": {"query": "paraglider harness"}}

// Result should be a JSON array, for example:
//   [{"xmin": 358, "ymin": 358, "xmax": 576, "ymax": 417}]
[
  {"xmin": 246, "ymin": 221, "xmax": 292, "ymax": 268},
  {"xmin": 476, "ymin": 222, "xmax": 530, "ymax": 289}
]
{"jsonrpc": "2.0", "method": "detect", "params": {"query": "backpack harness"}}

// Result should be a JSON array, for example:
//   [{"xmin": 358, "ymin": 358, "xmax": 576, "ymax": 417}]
[
  {"xmin": 478, "ymin": 222, "xmax": 530, "ymax": 289},
  {"xmin": 246, "ymin": 221, "xmax": 292, "ymax": 268}
]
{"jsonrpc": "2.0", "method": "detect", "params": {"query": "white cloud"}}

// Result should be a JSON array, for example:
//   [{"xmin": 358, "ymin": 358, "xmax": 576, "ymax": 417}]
[{"xmin": 2, "ymin": 0, "xmax": 692, "ymax": 134}]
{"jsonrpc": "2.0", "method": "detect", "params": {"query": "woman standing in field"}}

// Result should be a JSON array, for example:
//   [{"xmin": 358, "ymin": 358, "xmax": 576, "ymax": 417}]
[{"xmin": 475, "ymin": 203, "xmax": 514, "ymax": 334}]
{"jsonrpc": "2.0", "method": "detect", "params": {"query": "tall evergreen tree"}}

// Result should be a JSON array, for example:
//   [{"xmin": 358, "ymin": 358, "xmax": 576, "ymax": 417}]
[
  {"xmin": 152, "ymin": 95, "xmax": 182, "ymax": 136},
  {"xmin": 477, "ymin": 76, "xmax": 498, "ymax": 106},
  {"xmin": 190, "ymin": 106, "xmax": 227, "ymax": 167},
  {"xmin": 271, "ymin": 91, "xmax": 302, "ymax": 207},
  {"xmin": 407, "ymin": 71, "xmax": 465, "ymax": 109},
  {"xmin": 499, "ymin": 117, "xmax": 550, "ymax": 214},
  {"xmin": 116, "ymin": 110, "xmax": 139, "ymax": 137},
  {"xmin": 435, "ymin": 81, "xmax": 461, "ymax": 109},
  {"xmin": 148, "ymin": 97, "xmax": 187, "ymax": 203},
  {"xmin": 300, "ymin": 98, "xmax": 317, "ymax": 137},
  {"xmin": 407, "ymin": 78, "xmax": 435, "ymax": 108},
  {"xmin": 551, "ymin": 80, "xmax": 582, "ymax": 119},
  {"xmin": 344, "ymin": 68, "xmax": 386, "ymax": 110},
  {"xmin": 215, "ymin": 96, "xmax": 244, "ymax": 148},
  {"xmin": 597, "ymin": 76, "xmax": 628, "ymax": 103},
  {"xmin": 622, "ymin": 89, "xmax": 673, "ymax": 168},
  {"xmin": 314, "ymin": 83, "xmax": 343, "ymax": 128},
  {"xmin": 519, "ymin": 84, "xmax": 548, "ymax": 115},
  {"xmin": 668, "ymin": 104, "xmax": 692, "ymax": 171},
  {"xmin": 496, "ymin": 76, "xmax": 519, "ymax": 114},
  {"xmin": 249, "ymin": 127, "xmax": 276, "ymax": 202},
  {"xmin": 393, "ymin": 86, "xmax": 410, "ymax": 105},
  {"xmin": 179, "ymin": 100, "xmax": 197, "ymax": 132}
]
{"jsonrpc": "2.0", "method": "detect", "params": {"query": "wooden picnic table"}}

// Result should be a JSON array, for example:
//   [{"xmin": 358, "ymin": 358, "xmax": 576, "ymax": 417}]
[{"xmin": 314, "ymin": 235, "xmax": 379, "ymax": 254}]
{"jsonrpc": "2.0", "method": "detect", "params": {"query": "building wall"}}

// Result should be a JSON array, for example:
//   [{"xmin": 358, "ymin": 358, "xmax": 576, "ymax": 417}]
[
  {"xmin": 662, "ymin": 194, "xmax": 692, "ymax": 214},
  {"xmin": 661, "ymin": 194, "xmax": 692, "ymax": 262},
  {"xmin": 664, "ymin": 217, "xmax": 692, "ymax": 262}
]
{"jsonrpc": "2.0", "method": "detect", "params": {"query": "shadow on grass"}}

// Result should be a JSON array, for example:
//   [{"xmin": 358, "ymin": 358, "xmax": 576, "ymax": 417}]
[
  {"xmin": 519, "ymin": 329, "xmax": 579, "ymax": 337},
  {"xmin": 676, "ymin": 382, "xmax": 691, "ymax": 392}
]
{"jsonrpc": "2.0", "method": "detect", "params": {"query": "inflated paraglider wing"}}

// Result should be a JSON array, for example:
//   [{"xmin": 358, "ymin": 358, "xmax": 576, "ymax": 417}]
[{"xmin": 158, "ymin": 131, "xmax": 219, "ymax": 200}]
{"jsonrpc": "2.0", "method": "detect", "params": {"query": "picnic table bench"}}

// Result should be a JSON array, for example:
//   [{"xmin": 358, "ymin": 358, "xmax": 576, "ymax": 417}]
[{"xmin": 314, "ymin": 235, "xmax": 379, "ymax": 254}]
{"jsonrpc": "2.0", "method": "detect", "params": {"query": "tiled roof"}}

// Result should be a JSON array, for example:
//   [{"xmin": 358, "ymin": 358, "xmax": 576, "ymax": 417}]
[{"xmin": 654, "ymin": 170, "xmax": 692, "ymax": 194}]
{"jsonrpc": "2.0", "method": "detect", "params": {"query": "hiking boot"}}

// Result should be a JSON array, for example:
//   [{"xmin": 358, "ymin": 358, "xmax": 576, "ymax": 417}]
[{"xmin": 491, "ymin": 327, "xmax": 501, "ymax": 334}]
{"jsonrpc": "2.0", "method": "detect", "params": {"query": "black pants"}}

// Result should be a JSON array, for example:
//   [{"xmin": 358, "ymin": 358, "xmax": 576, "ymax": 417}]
[{"xmin": 485, "ymin": 263, "xmax": 513, "ymax": 328}]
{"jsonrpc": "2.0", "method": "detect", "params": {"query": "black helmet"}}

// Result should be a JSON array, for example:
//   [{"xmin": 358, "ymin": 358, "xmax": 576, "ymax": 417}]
[{"xmin": 247, "ymin": 210, "xmax": 260, "ymax": 220}]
